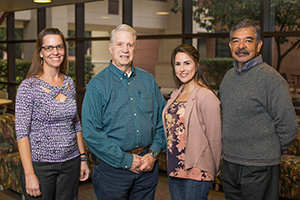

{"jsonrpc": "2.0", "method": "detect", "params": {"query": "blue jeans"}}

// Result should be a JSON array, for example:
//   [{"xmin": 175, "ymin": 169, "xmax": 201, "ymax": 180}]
[
  {"xmin": 168, "ymin": 176, "xmax": 213, "ymax": 200},
  {"xmin": 92, "ymin": 152, "xmax": 159, "ymax": 200}
]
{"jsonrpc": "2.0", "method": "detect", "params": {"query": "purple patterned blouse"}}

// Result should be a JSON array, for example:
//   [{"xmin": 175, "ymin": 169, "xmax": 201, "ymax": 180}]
[{"xmin": 15, "ymin": 75, "xmax": 81, "ymax": 162}]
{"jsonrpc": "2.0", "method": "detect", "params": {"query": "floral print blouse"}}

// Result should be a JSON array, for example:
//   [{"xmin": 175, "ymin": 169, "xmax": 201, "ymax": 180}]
[{"xmin": 165, "ymin": 101, "xmax": 214, "ymax": 181}]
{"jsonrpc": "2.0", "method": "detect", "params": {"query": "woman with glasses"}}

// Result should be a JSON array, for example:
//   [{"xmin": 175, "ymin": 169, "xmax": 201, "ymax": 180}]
[
  {"xmin": 15, "ymin": 28, "xmax": 90, "ymax": 200},
  {"xmin": 162, "ymin": 44, "xmax": 222, "ymax": 200}
]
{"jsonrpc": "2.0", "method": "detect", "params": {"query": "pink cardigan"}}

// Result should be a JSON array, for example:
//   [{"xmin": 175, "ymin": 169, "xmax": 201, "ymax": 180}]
[{"xmin": 162, "ymin": 84, "xmax": 222, "ymax": 176}]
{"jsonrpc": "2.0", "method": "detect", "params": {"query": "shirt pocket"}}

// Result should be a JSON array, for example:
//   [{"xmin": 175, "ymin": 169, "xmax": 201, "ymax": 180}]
[{"xmin": 140, "ymin": 92, "xmax": 153, "ymax": 115}]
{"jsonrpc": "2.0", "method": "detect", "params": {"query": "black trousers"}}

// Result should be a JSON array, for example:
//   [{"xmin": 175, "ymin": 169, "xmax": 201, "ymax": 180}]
[
  {"xmin": 221, "ymin": 159, "xmax": 280, "ymax": 200},
  {"xmin": 20, "ymin": 156, "xmax": 80, "ymax": 200}
]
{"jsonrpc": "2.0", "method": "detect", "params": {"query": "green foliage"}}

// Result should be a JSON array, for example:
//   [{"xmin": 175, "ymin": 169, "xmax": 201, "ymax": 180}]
[
  {"xmin": 0, "ymin": 27, "xmax": 24, "ymax": 59},
  {"xmin": 69, "ymin": 56, "xmax": 95, "ymax": 86},
  {"xmin": 0, "ymin": 60, "xmax": 7, "ymax": 82},
  {"xmin": 171, "ymin": 0, "xmax": 300, "ymax": 72},
  {"xmin": 0, "ymin": 56, "xmax": 95, "ymax": 90},
  {"xmin": 16, "ymin": 60, "xmax": 31, "ymax": 82},
  {"xmin": 192, "ymin": 0, "xmax": 260, "ymax": 32},
  {"xmin": 201, "ymin": 57, "xmax": 234, "ymax": 89},
  {"xmin": 67, "ymin": 30, "xmax": 92, "ymax": 57}
]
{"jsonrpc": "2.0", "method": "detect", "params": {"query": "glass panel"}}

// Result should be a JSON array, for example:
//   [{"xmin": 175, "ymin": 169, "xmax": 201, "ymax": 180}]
[
  {"xmin": 273, "ymin": 36, "xmax": 300, "ymax": 95},
  {"xmin": 134, "ymin": 0, "xmax": 181, "ymax": 35},
  {"xmin": 132, "ymin": 37, "xmax": 233, "ymax": 93},
  {"xmin": 109, "ymin": 0, "xmax": 119, "ymax": 15},
  {"xmin": 68, "ymin": 38, "xmax": 95, "ymax": 88},
  {"xmin": 84, "ymin": 41, "xmax": 95, "ymax": 87},
  {"xmin": 67, "ymin": 41, "xmax": 75, "ymax": 83},
  {"xmin": 193, "ymin": 0, "xmax": 260, "ymax": 33},
  {"xmin": 273, "ymin": 37, "xmax": 300, "ymax": 78},
  {"xmin": 0, "ymin": 83, "xmax": 9, "ymax": 114},
  {"xmin": 273, "ymin": 0, "xmax": 300, "ymax": 32},
  {"xmin": 46, "ymin": 5, "xmax": 69, "ymax": 38},
  {"xmin": 0, "ymin": 84, "xmax": 7, "ymax": 93},
  {"xmin": 215, "ymin": 38, "xmax": 230, "ymax": 58},
  {"xmin": 85, "ymin": 1, "xmax": 119, "ymax": 34},
  {"xmin": 137, "ymin": 38, "xmax": 180, "ymax": 98},
  {"xmin": 0, "ymin": 26, "xmax": 6, "ymax": 42},
  {"xmin": 0, "ymin": 60, "xmax": 7, "ymax": 83},
  {"xmin": 88, "ymin": 38, "xmax": 110, "ymax": 86},
  {"xmin": 15, "ymin": 9, "xmax": 37, "ymax": 40},
  {"xmin": 17, "ymin": 42, "xmax": 34, "ymax": 83}
]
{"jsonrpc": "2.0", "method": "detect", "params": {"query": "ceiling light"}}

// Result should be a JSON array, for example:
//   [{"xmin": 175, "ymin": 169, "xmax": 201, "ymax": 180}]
[
  {"xmin": 202, "ymin": 17, "xmax": 213, "ymax": 20},
  {"xmin": 34, "ymin": 0, "xmax": 51, "ymax": 3},
  {"xmin": 156, "ymin": 12, "xmax": 169, "ymax": 15},
  {"xmin": 101, "ymin": 16, "xmax": 111, "ymax": 19}
]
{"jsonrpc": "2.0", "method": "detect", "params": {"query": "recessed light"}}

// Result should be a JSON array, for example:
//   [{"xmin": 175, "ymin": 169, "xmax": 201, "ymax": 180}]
[
  {"xmin": 34, "ymin": 0, "xmax": 51, "ymax": 3},
  {"xmin": 156, "ymin": 12, "xmax": 169, "ymax": 15},
  {"xmin": 101, "ymin": 16, "xmax": 111, "ymax": 19},
  {"xmin": 202, "ymin": 17, "xmax": 213, "ymax": 20}
]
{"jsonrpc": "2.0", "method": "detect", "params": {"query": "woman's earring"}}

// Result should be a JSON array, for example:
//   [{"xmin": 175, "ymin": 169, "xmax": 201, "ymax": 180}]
[{"xmin": 41, "ymin": 57, "xmax": 43, "ymax": 65}]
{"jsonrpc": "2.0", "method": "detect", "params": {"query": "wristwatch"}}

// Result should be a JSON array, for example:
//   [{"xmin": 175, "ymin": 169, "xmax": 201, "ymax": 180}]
[{"xmin": 149, "ymin": 149, "xmax": 159, "ymax": 159}]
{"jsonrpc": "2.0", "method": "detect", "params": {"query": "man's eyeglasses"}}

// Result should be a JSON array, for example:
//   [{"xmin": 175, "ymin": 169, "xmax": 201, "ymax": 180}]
[{"xmin": 41, "ymin": 44, "xmax": 65, "ymax": 52}]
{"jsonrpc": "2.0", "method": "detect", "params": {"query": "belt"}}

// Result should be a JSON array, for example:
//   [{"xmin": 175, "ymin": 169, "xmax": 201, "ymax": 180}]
[{"xmin": 125, "ymin": 146, "xmax": 148, "ymax": 154}]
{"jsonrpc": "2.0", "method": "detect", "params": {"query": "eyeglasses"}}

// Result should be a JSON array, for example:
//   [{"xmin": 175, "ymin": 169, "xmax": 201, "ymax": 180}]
[{"xmin": 41, "ymin": 44, "xmax": 65, "ymax": 52}]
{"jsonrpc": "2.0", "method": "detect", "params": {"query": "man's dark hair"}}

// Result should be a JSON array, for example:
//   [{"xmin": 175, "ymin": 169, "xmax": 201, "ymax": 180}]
[{"xmin": 229, "ymin": 18, "xmax": 261, "ymax": 42}]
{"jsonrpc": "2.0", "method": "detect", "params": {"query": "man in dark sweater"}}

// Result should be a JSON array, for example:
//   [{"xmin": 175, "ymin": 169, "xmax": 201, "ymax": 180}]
[{"xmin": 219, "ymin": 18, "xmax": 298, "ymax": 200}]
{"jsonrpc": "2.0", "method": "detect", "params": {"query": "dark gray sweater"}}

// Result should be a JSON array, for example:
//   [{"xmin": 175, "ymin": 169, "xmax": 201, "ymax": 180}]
[{"xmin": 219, "ymin": 58, "xmax": 298, "ymax": 166}]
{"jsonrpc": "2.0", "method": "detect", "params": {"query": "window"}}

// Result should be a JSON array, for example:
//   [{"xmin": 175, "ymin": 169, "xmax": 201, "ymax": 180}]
[{"xmin": 109, "ymin": 0, "xmax": 119, "ymax": 15}]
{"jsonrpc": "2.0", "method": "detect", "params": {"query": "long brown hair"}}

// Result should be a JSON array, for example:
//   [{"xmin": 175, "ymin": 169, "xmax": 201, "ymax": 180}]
[
  {"xmin": 171, "ymin": 44, "xmax": 212, "ymax": 90},
  {"xmin": 25, "ymin": 28, "xmax": 68, "ymax": 79}
]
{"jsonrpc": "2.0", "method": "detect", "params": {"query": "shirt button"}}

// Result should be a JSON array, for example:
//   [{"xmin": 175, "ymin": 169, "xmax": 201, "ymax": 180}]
[
  {"xmin": 120, "ymin": 78, "xmax": 123, "ymax": 80},
  {"xmin": 125, "ymin": 165, "xmax": 127, "ymax": 168},
  {"xmin": 124, "ymin": 74, "xmax": 126, "ymax": 76},
  {"xmin": 137, "ymin": 130, "xmax": 139, "ymax": 132},
  {"xmin": 136, "ymin": 146, "xmax": 139, "ymax": 148},
  {"xmin": 134, "ymin": 113, "xmax": 136, "ymax": 116},
  {"xmin": 131, "ymin": 98, "xmax": 133, "ymax": 100},
  {"xmin": 128, "ymin": 82, "xmax": 130, "ymax": 85}
]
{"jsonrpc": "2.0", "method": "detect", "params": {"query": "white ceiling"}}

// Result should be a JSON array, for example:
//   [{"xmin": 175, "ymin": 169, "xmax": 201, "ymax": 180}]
[{"xmin": 0, "ymin": 0, "xmax": 103, "ymax": 12}]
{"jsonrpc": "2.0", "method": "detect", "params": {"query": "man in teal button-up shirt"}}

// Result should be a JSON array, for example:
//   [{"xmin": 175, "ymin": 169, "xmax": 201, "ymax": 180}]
[{"xmin": 82, "ymin": 24, "xmax": 166, "ymax": 200}]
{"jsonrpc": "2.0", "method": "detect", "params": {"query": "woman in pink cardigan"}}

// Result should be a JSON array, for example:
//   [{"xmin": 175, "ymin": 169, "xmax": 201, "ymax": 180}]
[{"xmin": 162, "ymin": 44, "xmax": 222, "ymax": 200}]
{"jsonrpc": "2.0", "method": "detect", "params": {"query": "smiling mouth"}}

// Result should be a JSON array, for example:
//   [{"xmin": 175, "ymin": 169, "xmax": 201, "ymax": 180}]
[
  {"xmin": 180, "ymin": 73, "xmax": 188, "ymax": 77},
  {"xmin": 120, "ymin": 55, "xmax": 129, "ymax": 59}
]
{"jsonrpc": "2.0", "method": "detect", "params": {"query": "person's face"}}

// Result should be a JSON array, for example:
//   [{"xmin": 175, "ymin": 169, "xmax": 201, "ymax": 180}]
[
  {"xmin": 40, "ymin": 34, "xmax": 65, "ymax": 69},
  {"xmin": 174, "ymin": 52, "xmax": 197, "ymax": 85},
  {"xmin": 109, "ymin": 30, "xmax": 135, "ymax": 70},
  {"xmin": 229, "ymin": 27, "xmax": 263, "ymax": 70}
]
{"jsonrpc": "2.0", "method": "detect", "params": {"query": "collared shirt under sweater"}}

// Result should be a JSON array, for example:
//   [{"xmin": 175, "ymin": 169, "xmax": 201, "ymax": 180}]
[{"xmin": 219, "ymin": 55, "xmax": 298, "ymax": 166}]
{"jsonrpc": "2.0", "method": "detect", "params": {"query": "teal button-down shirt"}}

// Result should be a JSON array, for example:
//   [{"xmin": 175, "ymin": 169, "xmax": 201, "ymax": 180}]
[{"xmin": 82, "ymin": 61, "xmax": 166, "ymax": 169}]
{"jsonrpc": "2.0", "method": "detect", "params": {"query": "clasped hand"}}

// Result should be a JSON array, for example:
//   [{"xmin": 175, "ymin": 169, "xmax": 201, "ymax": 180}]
[{"xmin": 129, "ymin": 154, "xmax": 156, "ymax": 174}]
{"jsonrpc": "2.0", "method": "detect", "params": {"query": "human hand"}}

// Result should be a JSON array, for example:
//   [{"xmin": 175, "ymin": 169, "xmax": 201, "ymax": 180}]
[
  {"xmin": 79, "ymin": 161, "xmax": 90, "ymax": 181},
  {"xmin": 25, "ymin": 174, "xmax": 42, "ymax": 197},
  {"xmin": 129, "ymin": 154, "xmax": 143, "ymax": 174},
  {"xmin": 139, "ymin": 153, "xmax": 156, "ymax": 172}
]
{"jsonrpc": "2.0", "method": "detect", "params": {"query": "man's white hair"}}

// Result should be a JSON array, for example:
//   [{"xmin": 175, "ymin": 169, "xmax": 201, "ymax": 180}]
[{"xmin": 110, "ymin": 24, "xmax": 137, "ymax": 48}]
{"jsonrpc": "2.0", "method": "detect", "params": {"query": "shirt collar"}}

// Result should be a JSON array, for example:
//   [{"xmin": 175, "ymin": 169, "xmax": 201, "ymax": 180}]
[
  {"xmin": 108, "ymin": 60, "xmax": 136, "ymax": 79},
  {"xmin": 233, "ymin": 55, "xmax": 263, "ymax": 74}
]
